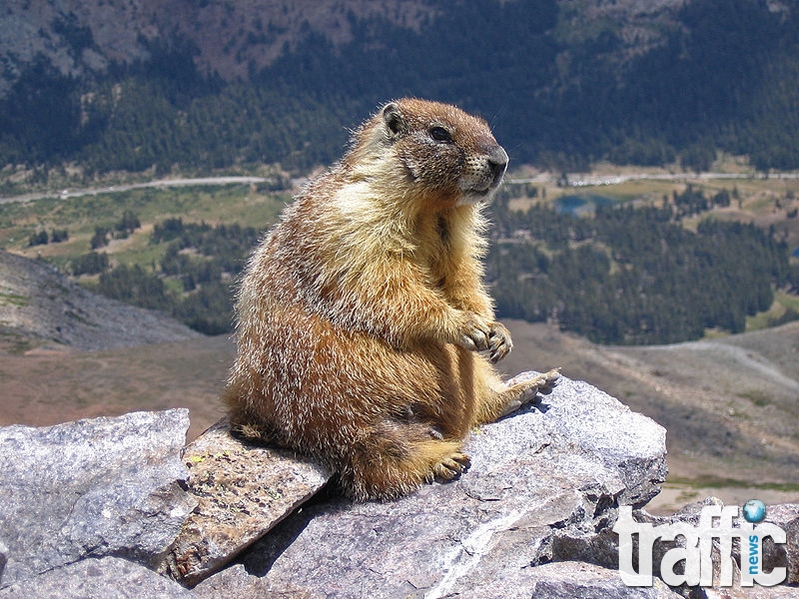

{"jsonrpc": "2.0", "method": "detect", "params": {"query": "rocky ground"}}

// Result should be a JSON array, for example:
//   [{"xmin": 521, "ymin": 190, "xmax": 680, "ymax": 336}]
[{"xmin": 1, "ymin": 375, "xmax": 797, "ymax": 598}]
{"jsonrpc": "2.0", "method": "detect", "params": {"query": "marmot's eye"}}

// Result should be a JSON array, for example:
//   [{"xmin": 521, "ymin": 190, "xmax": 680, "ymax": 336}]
[{"xmin": 429, "ymin": 126, "xmax": 453, "ymax": 143}]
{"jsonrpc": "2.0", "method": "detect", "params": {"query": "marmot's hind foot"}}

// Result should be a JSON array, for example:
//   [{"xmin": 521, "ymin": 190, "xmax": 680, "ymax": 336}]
[
  {"xmin": 430, "ymin": 451, "xmax": 471, "ymax": 483},
  {"xmin": 344, "ymin": 438, "xmax": 469, "ymax": 500},
  {"xmin": 526, "ymin": 367, "xmax": 560, "ymax": 397},
  {"xmin": 229, "ymin": 419, "xmax": 275, "ymax": 444},
  {"xmin": 499, "ymin": 368, "xmax": 561, "ymax": 418}
]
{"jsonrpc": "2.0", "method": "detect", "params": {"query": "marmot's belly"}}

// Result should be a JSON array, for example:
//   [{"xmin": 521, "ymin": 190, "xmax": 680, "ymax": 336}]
[{"xmin": 257, "ymin": 310, "xmax": 479, "ymax": 446}]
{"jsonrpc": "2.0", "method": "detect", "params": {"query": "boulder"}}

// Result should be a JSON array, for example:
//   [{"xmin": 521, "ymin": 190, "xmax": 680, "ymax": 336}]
[
  {"xmin": 230, "ymin": 373, "xmax": 669, "ymax": 597},
  {"xmin": 0, "ymin": 409, "xmax": 195, "ymax": 589},
  {"xmin": 505, "ymin": 371, "xmax": 668, "ymax": 508}
]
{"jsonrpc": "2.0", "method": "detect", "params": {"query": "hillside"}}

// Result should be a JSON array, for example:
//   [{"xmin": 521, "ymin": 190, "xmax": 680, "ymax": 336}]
[
  {"xmin": 0, "ymin": 0, "xmax": 438, "ymax": 90},
  {"xmin": 0, "ymin": 0, "xmax": 693, "ymax": 90},
  {"xmin": 2, "ymin": 0, "xmax": 799, "ymax": 177},
  {"xmin": 0, "ymin": 250, "xmax": 199, "ymax": 351}
]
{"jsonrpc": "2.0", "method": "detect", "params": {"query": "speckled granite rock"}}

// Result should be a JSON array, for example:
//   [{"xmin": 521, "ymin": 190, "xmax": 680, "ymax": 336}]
[
  {"xmin": 0, "ymin": 557, "xmax": 195, "ymax": 599},
  {"xmin": 158, "ymin": 418, "xmax": 330, "ymax": 586}
]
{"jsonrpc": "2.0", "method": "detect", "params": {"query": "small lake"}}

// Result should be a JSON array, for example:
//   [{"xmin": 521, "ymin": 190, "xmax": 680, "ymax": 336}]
[{"xmin": 554, "ymin": 194, "xmax": 614, "ymax": 215}]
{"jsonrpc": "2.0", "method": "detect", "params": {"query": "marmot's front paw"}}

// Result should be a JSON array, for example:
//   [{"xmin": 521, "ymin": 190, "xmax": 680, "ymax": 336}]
[
  {"xmin": 454, "ymin": 312, "xmax": 492, "ymax": 352},
  {"xmin": 487, "ymin": 321, "xmax": 513, "ymax": 363}
]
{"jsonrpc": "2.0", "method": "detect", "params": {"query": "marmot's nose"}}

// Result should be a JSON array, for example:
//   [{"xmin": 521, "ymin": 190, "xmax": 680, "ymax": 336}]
[{"xmin": 487, "ymin": 146, "xmax": 509, "ymax": 184}]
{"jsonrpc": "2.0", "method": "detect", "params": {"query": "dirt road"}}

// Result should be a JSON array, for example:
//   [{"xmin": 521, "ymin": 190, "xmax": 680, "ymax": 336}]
[{"xmin": 0, "ymin": 176, "xmax": 268, "ymax": 205}]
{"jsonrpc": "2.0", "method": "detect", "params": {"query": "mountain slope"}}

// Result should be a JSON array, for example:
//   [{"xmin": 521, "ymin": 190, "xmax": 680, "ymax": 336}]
[
  {"xmin": 1, "ymin": 0, "xmax": 798, "ymax": 172},
  {"xmin": 0, "ymin": 0, "xmax": 437, "ymax": 92},
  {"xmin": 0, "ymin": 250, "xmax": 199, "ymax": 351},
  {"xmin": 0, "ymin": 0, "xmax": 689, "ymax": 89}
]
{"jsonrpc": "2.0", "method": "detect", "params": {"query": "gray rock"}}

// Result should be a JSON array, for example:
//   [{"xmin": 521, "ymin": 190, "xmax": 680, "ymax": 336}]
[
  {"xmin": 193, "ymin": 564, "xmax": 297, "ymax": 599},
  {"xmin": 463, "ymin": 560, "xmax": 683, "ymax": 599},
  {"xmin": 728, "ymin": 585, "xmax": 799, "ymax": 599},
  {"xmin": 761, "ymin": 503, "xmax": 799, "ymax": 585},
  {"xmin": 158, "ymin": 419, "xmax": 330, "ymax": 587},
  {"xmin": 240, "ymin": 373, "xmax": 668, "ymax": 598},
  {"xmin": 505, "ymin": 371, "xmax": 668, "ymax": 507},
  {"xmin": 0, "ymin": 409, "xmax": 195, "ymax": 589},
  {"xmin": 0, "ymin": 556, "xmax": 195, "ymax": 599}
]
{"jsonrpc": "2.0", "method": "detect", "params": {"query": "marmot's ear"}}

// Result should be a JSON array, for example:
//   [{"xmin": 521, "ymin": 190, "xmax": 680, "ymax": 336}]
[{"xmin": 382, "ymin": 103, "xmax": 407, "ymax": 138}]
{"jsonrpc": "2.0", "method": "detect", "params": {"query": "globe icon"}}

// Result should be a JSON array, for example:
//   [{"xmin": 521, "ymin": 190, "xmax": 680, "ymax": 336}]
[{"xmin": 743, "ymin": 499, "xmax": 766, "ymax": 523}]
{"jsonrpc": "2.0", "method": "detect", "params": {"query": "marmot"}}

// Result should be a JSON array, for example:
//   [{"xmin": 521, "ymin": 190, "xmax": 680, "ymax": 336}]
[{"xmin": 223, "ymin": 98, "xmax": 559, "ymax": 501}]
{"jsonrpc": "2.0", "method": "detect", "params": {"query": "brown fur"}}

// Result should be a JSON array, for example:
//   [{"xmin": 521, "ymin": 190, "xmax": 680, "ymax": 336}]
[{"xmin": 223, "ymin": 98, "xmax": 559, "ymax": 501}]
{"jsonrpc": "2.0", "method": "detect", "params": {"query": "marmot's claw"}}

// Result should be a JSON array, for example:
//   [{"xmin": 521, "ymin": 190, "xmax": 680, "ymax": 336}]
[
  {"xmin": 427, "ymin": 425, "xmax": 444, "ymax": 440},
  {"xmin": 468, "ymin": 328, "xmax": 490, "ymax": 351},
  {"xmin": 488, "ymin": 322, "xmax": 513, "ymax": 363}
]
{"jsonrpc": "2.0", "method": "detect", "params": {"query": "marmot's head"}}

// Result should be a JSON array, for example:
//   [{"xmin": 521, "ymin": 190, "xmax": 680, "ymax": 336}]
[{"xmin": 346, "ymin": 98, "xmax": 508, "ymax": 208}]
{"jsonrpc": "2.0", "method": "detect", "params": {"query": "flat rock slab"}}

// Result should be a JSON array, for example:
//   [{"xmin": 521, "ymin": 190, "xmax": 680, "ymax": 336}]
[
  {"xmin": 0, "ymin": 409, "xmax": 194, "ymax": 589},
  {"xmin": 159, "ymin": 418, "xmax": 330, "ymax": 587},
  {"xmin": 234, "ymin": 374, "xmax": 668, "ymax": 598}
]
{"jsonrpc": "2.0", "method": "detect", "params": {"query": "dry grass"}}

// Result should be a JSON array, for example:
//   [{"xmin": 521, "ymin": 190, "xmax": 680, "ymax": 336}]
[{"xmin": 0, "ymin": 335, "xmax": 234, "ymax": 441}]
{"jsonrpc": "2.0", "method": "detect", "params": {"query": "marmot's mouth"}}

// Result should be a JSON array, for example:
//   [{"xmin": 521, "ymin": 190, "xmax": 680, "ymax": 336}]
[
  {"xmin": 458, "ymin": 184, "xmax": 498, "ymax": 206},
  {"xmin": 456, "ymin": 146, "xmax": 508, "ymax": 206},
  {"xmin": 461, "ymin": 171, "xmax": 503, "ymax": 196}
]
